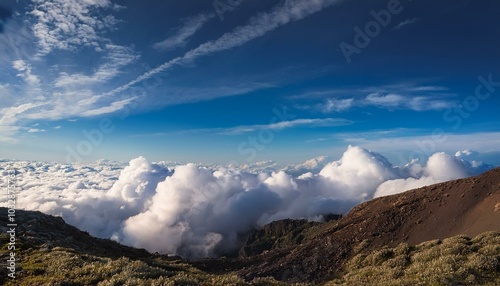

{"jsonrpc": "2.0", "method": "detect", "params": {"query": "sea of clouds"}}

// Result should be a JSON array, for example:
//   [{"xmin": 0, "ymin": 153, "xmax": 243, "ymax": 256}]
[{"xmin": 0, "ymin": 146, "xmax": 493, "ymax": 259}]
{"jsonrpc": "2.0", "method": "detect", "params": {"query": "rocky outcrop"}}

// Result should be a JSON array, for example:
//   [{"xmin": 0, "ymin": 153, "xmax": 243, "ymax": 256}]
[
  {"xmin": 0, "ymin": 207, "xmax": 153, "ymax": 260},
  {"xmin": 239, "ymin": 219, "xmax": 319, "ymax": 257}
]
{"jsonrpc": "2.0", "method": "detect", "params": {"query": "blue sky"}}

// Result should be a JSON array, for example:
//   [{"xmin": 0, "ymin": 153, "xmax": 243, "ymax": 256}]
[{"xmin": 0, "ymin": 0, "xmax": 499, "ymax": 166}]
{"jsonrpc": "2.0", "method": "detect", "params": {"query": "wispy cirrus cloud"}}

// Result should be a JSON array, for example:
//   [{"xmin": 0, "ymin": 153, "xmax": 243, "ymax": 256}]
[
  {"xmin": 182, "ymin": 0, "xmax": 341, "ymax": 60},
  {"xmin": 0, "ymin": 0, "xmax": 136, "ymax": 141},
  {"xmin": 3, "ymin": 0, "xmax": 343, "ymax": 144},
  {"xmin": 219, "ymin": 118, "xmax": 352, "ymax": 135},
  {"xmin": 80, "ymin": 96, "xmax": 137, "ymax": 117},
  {"xmin": 393, "ymin": 18, "xmax": 420, "ymax": 30},
  {"xmin": 132, "ymin": 117, "xmax": 352, "ymax": 137},
  {"xmin": 0, "ymin": 6, "xmax": 12, "ymax": 33},
  {"xmin": 0, "ymin": 84, "xmax": 8, "ymax": 95},
  {"xmin": 54, "ymin": 44, "xmax": 139, "ymax": 89},
  {"xmin": 295, "ymin": 83, "xmax": 456, "ymax": 113},
  {"xmin": 0, "ymin": 102, "xmax": 44, "ymax": 142},
  {"xmin": 105, "ymin": 0, "xmax": 343, "ymax": 97},
  {"xmin": 5, "ymin": 0, "xmax": 342, "ymax": 132},
  {"xmin": 364, "ymin": 93, "xmax": 456, "ymax": 111},
  {"xmin": 360, "ymin": 83, "xmax": 456, "ymax": 111},
  {"xmin": 404, "ymin": 85, "xmax": 448, "ymax": 92},
  {"xmin": 19, "ymin": 90, "xmax": 116, "ymax": 121},
  {"xmin": 296, "ymin": 98, "xmax": 355, "ymax": 113},
  {"xmin": 0, "ymin": 18, "xmax": 35, "ymax": 68},
  {"xmin": 0, "ymin": 103, "xmax": 41, "ymax": 125},
  {"xmin": 0, "ymin": 125, "xmax": 22, "ymax": 143},
  {"xmin": 153, "ymin": 13, "xmax": 215, "ymax": 51}
]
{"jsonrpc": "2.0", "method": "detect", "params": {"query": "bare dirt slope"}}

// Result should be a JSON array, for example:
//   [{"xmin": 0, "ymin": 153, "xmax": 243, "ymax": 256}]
[
  {"xmin": 342, "ymin": 166, "xmax": 500, "ymax": 247},
  {"xmin": 205, "ymin": 167, "xmax": 500, "ymax": 282}
]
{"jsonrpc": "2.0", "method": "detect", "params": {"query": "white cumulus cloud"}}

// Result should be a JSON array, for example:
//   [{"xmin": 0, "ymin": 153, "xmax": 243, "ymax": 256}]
[{"xmin": 374, "ymin": 152, "xmax": 487, "ymax": 198}]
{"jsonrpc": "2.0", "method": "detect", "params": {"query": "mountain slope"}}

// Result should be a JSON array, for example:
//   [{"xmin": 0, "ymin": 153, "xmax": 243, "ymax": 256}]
[
  {"xmin": 0, "ymin": 208, "xmax": 292, "ymax": 285},
  {"xmin": 0, "ymin": 207, "xmax": 153, "ymax": 260},
  {"xmin": 239, "ymin": 215, "xmax": 342, "ymax": 257},
  {"xmin": 326, "ymin": 231, "xmax": 500, "ymax": 285},
  {"xmin": 202, "ymin": 167, "xmax": 500, "ymax": 282}
]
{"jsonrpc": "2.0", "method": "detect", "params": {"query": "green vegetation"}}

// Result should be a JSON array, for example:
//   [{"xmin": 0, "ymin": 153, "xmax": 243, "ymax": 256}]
[
  {"xmin": 240, "ymin": 219, "xmax": 320, "ymax": 256},
  {"xmin": 326, "ymin": 231, "xmax": 500, "ymax": 286},
  {"xmin": 1, "ymin": 243, "xmax": 304, "ymax": 285},
  {"xmin": 2, "ymin": 232, "xmax": 498, "ymax": 285},
  {"xmin": 240, "ymin": 216, "xmax": 342, "ymax": 257}
]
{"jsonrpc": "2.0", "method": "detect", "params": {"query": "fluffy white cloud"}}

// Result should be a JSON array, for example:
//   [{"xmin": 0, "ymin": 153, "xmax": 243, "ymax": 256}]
[
  {"xmin": 283, "ymin": 155, "xmax": 332, "ymax": 176},
  {"xmin": 12, "ymin": 60, "xmax": 40, "ymax": 85},
  {"xmin": 455, "ymin": 149, "xmax": 479, "ymax": 160},
  {"xmin": 0, "ymin": 146, "xmax": 494, "ymax": 259},
  {"xmin": 121, "ymin": 164, "xmax": 277, "ymax": 257},
  {"xmin": 319, "ymin": 146, "xmax": 397, "ymax": 200},
  {"xmin": 374, "ymin": 152, "xmax": 488, "ymax": 198}
]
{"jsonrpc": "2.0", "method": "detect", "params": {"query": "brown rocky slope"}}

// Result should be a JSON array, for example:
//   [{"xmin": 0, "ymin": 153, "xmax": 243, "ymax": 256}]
[{"xmin": 195, "ymin": 167, "xmax": 500, "ymax": 283}]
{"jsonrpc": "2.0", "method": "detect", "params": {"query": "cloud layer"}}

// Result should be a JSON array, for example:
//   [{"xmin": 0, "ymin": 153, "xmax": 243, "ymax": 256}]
[{"xmin": 0, "ymin": 146, "xmax": 493, "ymax": 259}]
